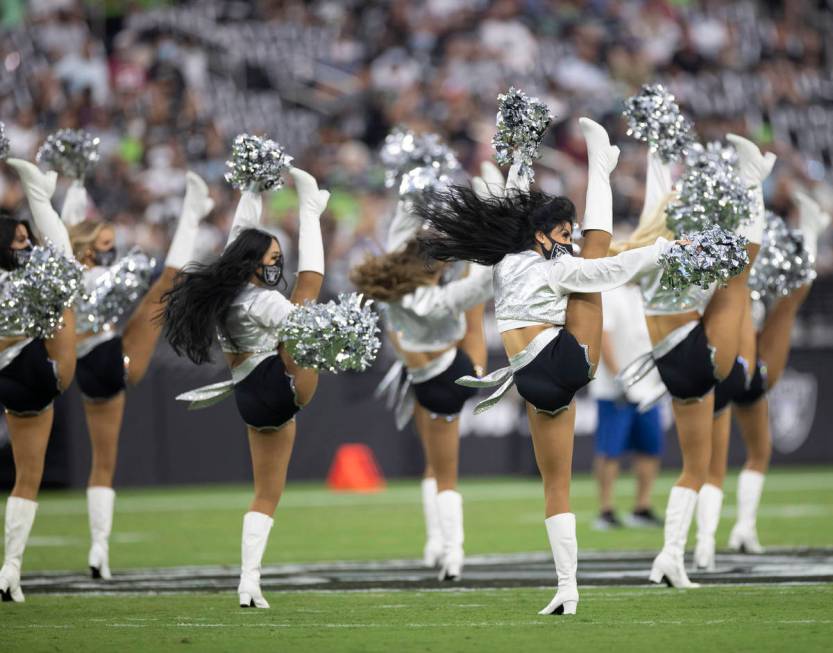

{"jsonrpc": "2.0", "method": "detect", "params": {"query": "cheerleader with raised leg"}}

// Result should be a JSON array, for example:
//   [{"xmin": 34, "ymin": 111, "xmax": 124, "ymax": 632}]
[
  {"xmin": 616, "ymin": 133, "xmax": 774, "ymax": 587},
  {"xmin": 416, "ymin": 116, "xmax": 679, "ymax": 615},
  {"xmin": 370, "ymin": 158, "xmax": 499, "ymax": 575},
  {"xmin": 693, "ymin": 188, "xmax": 830, "ymax": 569},
  {"xmin": 0, "ymin": 158, "xmax": 79, "ymax": 603},
  {"xmin": 163, "ymin": 163, "xmax": 329, "ymax": 608},
  {"xmin": 58, "ymin": 170, "xmax": 214, "ymax": 579},
  {"xmin": 352, "ymin": 200, "xmax": 494, "ymax": 581}
]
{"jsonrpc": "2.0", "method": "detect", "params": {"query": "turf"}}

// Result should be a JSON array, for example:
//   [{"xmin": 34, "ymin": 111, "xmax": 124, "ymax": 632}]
[
  {"xmin": 17, "ymin": 467, "xmax": 833, "ymax": 572},
  {"xmin": 4, "ymin": 585, "xmax": 833, "ymax": 653}
]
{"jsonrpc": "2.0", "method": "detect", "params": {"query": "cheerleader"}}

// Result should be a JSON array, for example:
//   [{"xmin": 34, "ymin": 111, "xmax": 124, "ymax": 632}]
[
  {"xmin": 163, "ymin": 167, "xmax": 329, "ymax": 608},
  {"xmin": 694, "ymin": 189, "xmax": 830, "ymax": 569},
  {"xmin": 59, "ymin": 171, "xmax": 214, "ymax": 579},
  {"xmin": 352, "ymin": 205, "xmax": 494, "ymax": 581},
  {"xmin": 372, "ymin": 163, "xmax": 498, "ymax": 574},
  {"xmin": 416, "ymin": 118, "xmax": 678, "ymax": 615},
  {"xmin": 0, "ymin": 158, "xmax": 77, "ymax": 603},
  {"xmin": 618, "ymin": 135, "xmax": 775, "ymax": 587}
]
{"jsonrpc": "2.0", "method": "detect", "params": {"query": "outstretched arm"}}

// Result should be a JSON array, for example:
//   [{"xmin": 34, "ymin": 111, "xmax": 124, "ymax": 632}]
[
  {"xmin": 226, "ymin": 190, "xmax": 263, "ymax": 248},
  {"xmin": 548, "ymin": 239, "xmax": 670, "ymax": 295}
]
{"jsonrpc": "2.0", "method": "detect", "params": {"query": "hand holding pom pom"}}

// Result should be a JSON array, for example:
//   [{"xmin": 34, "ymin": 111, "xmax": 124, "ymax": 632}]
[
  {"xmin": 224, "ymin": 134, "xmax": 293, "ymax": 193},
  {"xmin": 36, "ymin": 129, "xmax": 100, "ymax": 179},
  {"xmin": 279, "ymin": 293, "xmax": 380, "ymax": 373},
  {"xmin": 659, "ymin": 224, "xmax": 749, "ymax": 293},
  {"xmin": 623, "ymin": 84, "xmax": 694, "ymax": 164}
]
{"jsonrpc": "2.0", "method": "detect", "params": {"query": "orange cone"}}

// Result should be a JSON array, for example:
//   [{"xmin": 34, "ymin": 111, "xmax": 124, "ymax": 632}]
[{"xmin": 327, "ymin": 444, "xmax": 386, "ymax": 492}]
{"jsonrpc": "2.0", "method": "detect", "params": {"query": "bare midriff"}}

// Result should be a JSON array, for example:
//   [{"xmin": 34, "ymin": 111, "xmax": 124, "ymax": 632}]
[
  {"xmin": 225, "ymin": 351, "xmax": 257, "ymax": 370},
  {"xmin": 501, "ymin": 323, "xmax": 554, "ymax": 358},
  {"xmin": 0, "ymin": 335, "xmax": 28, "ymax": 353},
  {"xmin": 645, "ymin": 311, "xmax": 700, "ymax": 346},
  {"xmin": 387, "ymin": 330, "xmax": 451, "ymax": 370}
]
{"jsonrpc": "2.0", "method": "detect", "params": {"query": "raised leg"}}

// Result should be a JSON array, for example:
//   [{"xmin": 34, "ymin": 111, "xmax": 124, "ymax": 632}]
[
  {"xmin": 122, "ymin": 267, "xmax": 178, "ymax": 385},
  {"xmin": 756, "ymin": 284, "xmax": 812, "ymax": 388},
  {"xmin": 44, "ymin": 308, "xmax": 77, "ymax": 391}
]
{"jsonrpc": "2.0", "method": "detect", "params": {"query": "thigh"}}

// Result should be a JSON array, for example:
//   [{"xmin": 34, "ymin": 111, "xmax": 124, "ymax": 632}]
[
  {"xmin": 280, "ymin": 348, "xmax": 319, "ymax": 407},
  {"xmin": 247, "ymin": 422, "xmax": 296, "ymax": 494},
  {"xmin": 44, "ymin": 308, "xmax": 77, "ymax": 390},
  {"xmin": 528, "ymin": 402, "xmax": 576, "ymax": 483},
  {"xmin": 84, "ymin": 394, "xmax": 126, "ymax": 450}
]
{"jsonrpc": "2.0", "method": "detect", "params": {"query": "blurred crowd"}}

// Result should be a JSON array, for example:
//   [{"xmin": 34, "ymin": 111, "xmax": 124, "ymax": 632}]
[{"xmin": 1, "ymin": 0, "xmax": 833, "ymax": 304}]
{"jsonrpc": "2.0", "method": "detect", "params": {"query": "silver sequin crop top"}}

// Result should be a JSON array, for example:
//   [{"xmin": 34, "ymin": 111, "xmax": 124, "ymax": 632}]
[
  {"xmin": 383, "ymin": 264, "xmax": 493, "ymax": 353},
  {"xmin": 218, "ymin": 284, "xmax": 295, "ymax": 354},
  {"xmin": 493, "ymin": 239, "xmax": 671, "ymax": 333}
]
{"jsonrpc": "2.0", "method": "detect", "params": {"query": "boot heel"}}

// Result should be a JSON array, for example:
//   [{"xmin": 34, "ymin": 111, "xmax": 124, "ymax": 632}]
[
  {"xmin": 561, "ymin": 600, "xmax": 577, "ymax": 615},
  {"xmin": 648, "ymin": 565, "xmax": 664, "ymax": 584},
  {"xmin": 239, "ymin": 592, "xmax": 253, "ymax": 608}
]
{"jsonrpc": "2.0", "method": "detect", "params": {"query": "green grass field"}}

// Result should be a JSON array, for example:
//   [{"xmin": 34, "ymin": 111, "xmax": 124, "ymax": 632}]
[{"xmin": 4, "ymin": 467, "xmax": 833, "ymax": 652}]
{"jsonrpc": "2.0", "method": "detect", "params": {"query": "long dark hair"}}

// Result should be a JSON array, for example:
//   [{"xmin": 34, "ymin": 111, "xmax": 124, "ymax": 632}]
[
  {"xmin": 162, "ymin": 228, "xmax": 281, "ymax": 364},
  {"xmin": 414, "ymin": 186, "xmax": 575, "ymax": 266},
  {"xmin": 350, "ymin": 239, "xmax": 440, "ymax": 302},
  {"xmin": 0, "ymin": 214, "xmax": 37, "ymax": 272}
]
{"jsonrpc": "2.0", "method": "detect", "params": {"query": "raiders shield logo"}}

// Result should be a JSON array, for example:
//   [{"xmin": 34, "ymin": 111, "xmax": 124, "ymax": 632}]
[{"xmin": 768, "ymin": 368, "xmax": 817, "ymax": 454}]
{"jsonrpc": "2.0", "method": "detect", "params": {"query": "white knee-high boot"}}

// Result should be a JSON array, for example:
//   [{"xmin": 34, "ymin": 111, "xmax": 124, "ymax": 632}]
[
  {"xmin": 87, "ymin": 487, "xmax": 115, "ymax": 580},
  {"xmin": 649, "ymin": 486, "xmax": 700, "ymax": 588},
  {"xmin": 793, "ymin": 190, "xmax": 831, "ymax": 262},
  {"xmin": 421, "ymin": 478, "xmax": 444, "ymax": 568},
  {"xmin": 238, "ymin": 511, "xmax": 274, "ymax": 608},
  {"xmin": 436, "ymin": 490, "xmax": 463, "ymax": 581},
  {"xmin": 1, "ymin": 497, "xmax": 38, "ymax": 603},
  {"xmin": 729, "ymin": 470, "xmax": 765, "ymax": 553},
  {"xmin": 539, "ymin": 512, "xmax": 579, "ymax": 615},
  {"xmin": 694, "ymin": 483, "xmax": 723, "ymax": 571},
  {"xmin": 579, "ymin": 117, "xmax": 620, "ymax": 235}
]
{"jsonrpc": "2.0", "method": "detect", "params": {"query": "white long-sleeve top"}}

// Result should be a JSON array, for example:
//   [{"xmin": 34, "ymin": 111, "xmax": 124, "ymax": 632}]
[
  {"xmin": 383, "ymin": 263, "xmax": 493, "ymax": 352},
  {"xmin": 493, "ymin": 239, "xmax": 671, "ymax": 333}
]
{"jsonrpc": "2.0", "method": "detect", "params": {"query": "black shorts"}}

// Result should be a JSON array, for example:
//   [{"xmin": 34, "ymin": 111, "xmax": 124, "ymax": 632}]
[
  {"xmin": 713, "ymin": 357, "xmax": 748, "ymax": 414},
  {"xmin": 654, "ymin": 322, "xmax": 718, "ymax": 402},
  {"xmin": 734, "ymin": 359, "xmax": 768, "ymax": 406},
  {"xmin": 412, "ymin": 349, "xmax": 477, "ymax": 417},
  {"xmin": 0, "ymin": 339, "xmax": 61, "ymax": 416},
  {"xmin": 76, "ymin": 336, "xmax": 127, "ymax": 401},
  {"xmin": 514, "ymin": 329, "xmax": 592, "ymax": 415},
  {"xmin": 233, "ymin": 354, "xmax": 300, "ymax": 430}
]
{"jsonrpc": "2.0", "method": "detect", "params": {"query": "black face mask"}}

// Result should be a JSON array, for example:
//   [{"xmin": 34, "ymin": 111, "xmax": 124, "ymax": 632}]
[
  {"xmin": 541, "ymin": 234, "xmax": 573, "ymax": 260},
  {"xmin": 94, "ymin": 247, "xmax": 118, "ymax": 267},
  {"xmin": 257, "ymin": 256, "xmax": 284, "ymax": 288},
  {"xmin": 12, "ymin": 245, "xmax": 33, "ymax": 269}
]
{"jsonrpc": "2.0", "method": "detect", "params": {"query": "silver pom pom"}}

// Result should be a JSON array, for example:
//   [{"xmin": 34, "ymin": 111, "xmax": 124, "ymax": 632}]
[
  {"xmin": 279, "ymin": 292, "xmax": 381, "ymax": 373},
  {"xmin": 36, "ymin": 129, "xmax": 100, "ymax": 179},
  {"xmin": 623, "ymin": 84, "xmax": 694, "ymax": 163},
  {"xmin": 749, "ymin": 212, "xmax": 816, "ymax": 303},
  {"xmin": 224, "ymin": 134, "xmax": 293, "ymax": 192},
  {"xmin": 380, "ymin": 128, "xmax": 459, "ymax": 191},
  {"xmin": 0, "ymin": 122, "xmax": 9, "ymax": 161},
  {"xmin": 491, "ymin": 86, "xmax": 553, "ymax": 184},
  {"xmin": 666, "ymin": 141, "xmax": 754, "ymax": 236},
  {"xmin": 76, "ymin": 248, "xmax": 157, "ymax": 334},
  {"xmin": 659, "ymin": 225, "xmax": 749, "ymax": 293},
  {"xmin": 0, "ymin": 242, "xmax": 84, "ymax": 338},
  {"xmin": 398, "ymin": 163, "xmax": 454, "ymax": 198}
]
